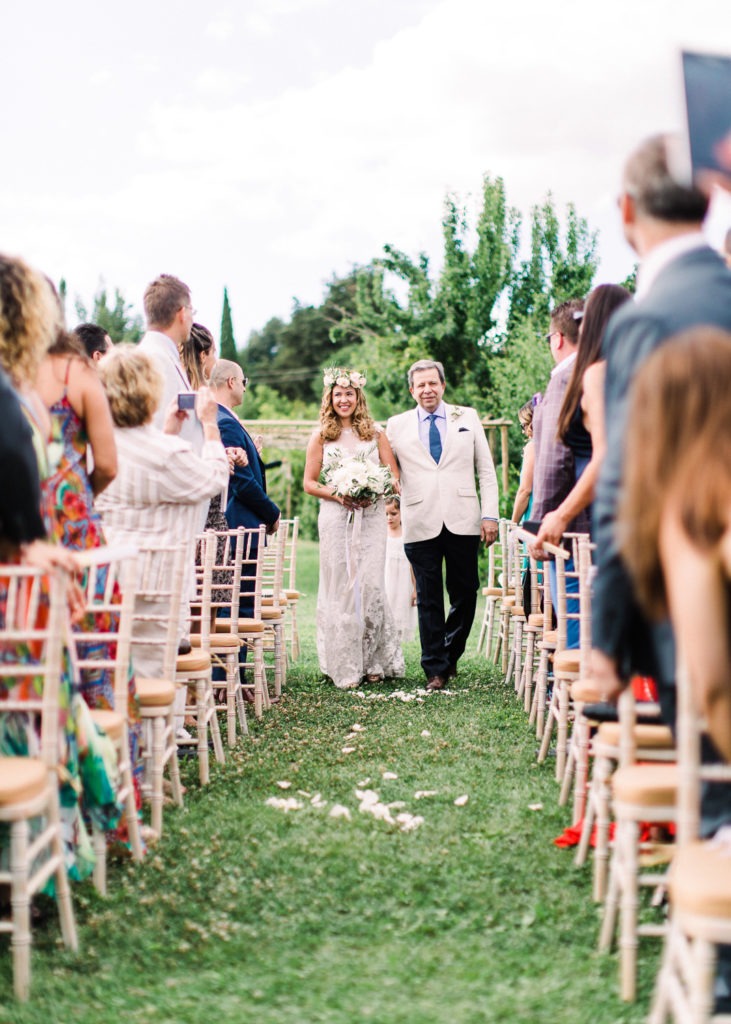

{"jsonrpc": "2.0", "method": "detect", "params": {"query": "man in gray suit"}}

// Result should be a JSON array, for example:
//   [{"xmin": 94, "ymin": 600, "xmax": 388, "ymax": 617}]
[{"xmin": 590, "ymin": 134, "xmax": 731, "ymax": 712}]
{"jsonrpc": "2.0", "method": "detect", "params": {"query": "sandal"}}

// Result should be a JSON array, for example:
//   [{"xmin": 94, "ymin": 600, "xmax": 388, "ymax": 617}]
[{"xmin": 365, "ymin": 673, "xmax": 383, "ymax": 683}]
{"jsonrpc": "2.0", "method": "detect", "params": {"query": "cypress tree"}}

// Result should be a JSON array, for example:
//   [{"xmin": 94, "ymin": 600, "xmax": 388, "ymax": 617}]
[{"xmin": 220, "ymin": 287, "xmax": 238, "ymax": 362}]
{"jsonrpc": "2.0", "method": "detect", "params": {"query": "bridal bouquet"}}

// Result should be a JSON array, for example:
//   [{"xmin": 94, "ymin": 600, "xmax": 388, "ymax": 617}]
[{"xmin": 321, "ymin": 449, "xmax": 394, "ymax": 504}]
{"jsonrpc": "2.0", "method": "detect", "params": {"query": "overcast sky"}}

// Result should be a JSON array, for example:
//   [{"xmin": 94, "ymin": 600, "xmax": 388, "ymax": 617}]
[{"xmin": 2, "ymin": 0, "xmax": 730, "ymax": 345}]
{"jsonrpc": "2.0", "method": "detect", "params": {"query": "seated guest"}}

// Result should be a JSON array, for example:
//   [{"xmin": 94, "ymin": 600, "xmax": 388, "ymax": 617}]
[{"xmin": 95, "ymin": 346, "xmax": 228, "ymax": 678}]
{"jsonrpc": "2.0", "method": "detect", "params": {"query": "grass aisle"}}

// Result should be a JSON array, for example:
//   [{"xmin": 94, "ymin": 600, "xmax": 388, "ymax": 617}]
[{"xmin": 2, "ymin": 541, "xmax": 656, "ymax": 1023}]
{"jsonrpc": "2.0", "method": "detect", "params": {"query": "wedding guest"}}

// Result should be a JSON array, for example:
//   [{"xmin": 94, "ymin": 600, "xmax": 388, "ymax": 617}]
[
  {"xmin": 181, "ymin": 322, "xmax": 217, "ymax": 388},
  {"xmin": 73, "ymin": 322, "xmax": 112, "ymax": 362},
  {"xmin": 528, "ymin": 299, "xmax": 586, "ymax": 648},
  {"xmin": 384, "ymin": 496, "xmax": 417, "ymax": 643},
  {"xmin": 95, "ymin": 345, "xmax": 229, "ymax": 677},
  {"xmin": 386, "ymin": 360, "xmax": 498, "ymax": 690},
  {"xmin": 304, "ymin": 367, "xmax": 404, "ymax": 690},
  {"xmin": 511, "ymin": 399, "xmax": 536, "ymax": 524},
  {"xmin": 534, "ymin": 283, "xmax": 631, "ymax": 547}
]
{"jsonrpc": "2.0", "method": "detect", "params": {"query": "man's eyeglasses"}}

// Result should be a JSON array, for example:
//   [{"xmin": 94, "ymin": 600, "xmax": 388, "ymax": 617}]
[{"xmin": 229, "ymin": 375, "xmax": 249, "ymax": 389}]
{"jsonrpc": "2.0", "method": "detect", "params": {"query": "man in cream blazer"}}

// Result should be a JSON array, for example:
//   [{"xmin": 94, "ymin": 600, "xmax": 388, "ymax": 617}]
[{"xmin": 386, "ymin": 360, "xmax": 499, "ymax": 690}]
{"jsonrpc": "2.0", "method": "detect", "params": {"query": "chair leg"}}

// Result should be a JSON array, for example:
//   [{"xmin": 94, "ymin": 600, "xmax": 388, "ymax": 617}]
[
  {"xmin": 522, "ymin": 631, "xmax": 536, "ymax": 714},
  {"xmin": 208, "ymin": 686, "xmax": 225, "ymax": 764},
  {"xmin": 92, "ymin": 825, "xmax": 107, "ymax": 897},
  {"xmin": 555, "ymin": 678, "xmax": 571, "ymax": 782},
  {"xmin": 571, "ymin": 711, "xmax": 591, "ymax": 824},
  {"xmin": 537, "ymin": 683, "xmax": 558, "ymax": 762},
  {"xmin": 594, "ymin": 757, "xmax": 613, "ymax": 902},
  {"xmin": 166, "ymin": 708, "xmax": 183, "ymax": 807},
  {"xmin": 49, "ymin": 785, "xmax": 77, "ymax": 951},
  {"xmin": 10, "ymin": 818, "xmax": 32, "ymax": 1001},
  {"xmin": 512, "ymin": 620, "xmax": 524, "ymax": 694},
  {"xmin": 619, "ymin": 818, "xmax": 639, "ymax": 1001},
  {"xmin": 195, "ymin": 679, "xmax": 210, "ymax": 786},
  {"xmin": 226, "ymin": 652, "xmax": 237, "ymax": 747},
  {"xmin": 150, "ymin": 716, "xmax": 165, "ymax": 837},
  {"xmin": 532, "ymin": 648, "xmax": 550, "ymax": 735}
]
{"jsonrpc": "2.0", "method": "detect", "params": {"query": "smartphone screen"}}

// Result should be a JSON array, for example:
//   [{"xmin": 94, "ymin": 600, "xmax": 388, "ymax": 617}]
[
  {"xmin": 682, "ymin": 50, "xmax": 731, "ymax": 181},
  {"xmin": 177, "ymin": 392, "xmax": 196, "ymax": 410}
]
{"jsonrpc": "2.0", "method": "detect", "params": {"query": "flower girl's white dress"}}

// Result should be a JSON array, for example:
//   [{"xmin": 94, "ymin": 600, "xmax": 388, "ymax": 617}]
[{"xmin": 317, "ymin": 430, "xmax": 404, "ymax": 688}]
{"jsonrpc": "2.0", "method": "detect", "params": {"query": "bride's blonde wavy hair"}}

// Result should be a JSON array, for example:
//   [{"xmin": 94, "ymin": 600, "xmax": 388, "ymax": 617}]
[{"xmin": 319, "ymin": 378, "xmax": 376, "ymax": 442}]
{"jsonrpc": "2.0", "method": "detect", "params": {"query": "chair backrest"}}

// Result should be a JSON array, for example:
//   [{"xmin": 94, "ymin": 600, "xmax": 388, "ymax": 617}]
[
  {"xmin": 280, "ymin": 516, "xmax": 300, "ymax": 593},
  {"xmin": 260, "ymin": 520, "xmax": 289, "ymax": 612},
  {"xmin": 0, "ymin": 564, "xmax": 67, "ymax": 768},
  {"xmin": 132, "ymin": 543, "xmax": 187, "ymax": 681},
  {"xmin": 196, "ymin": 526, "xmax": 267, "ymax": 634},
  {"xmin": 71, "ymin": 546, "xmax": 138, "ymax": 714},
  {"xmin": 675, "ymin": 661, "xmax": 731, "ymax": 847}
]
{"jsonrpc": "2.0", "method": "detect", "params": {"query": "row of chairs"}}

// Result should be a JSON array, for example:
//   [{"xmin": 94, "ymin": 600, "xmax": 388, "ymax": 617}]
[
  {"xmin": 0, "ymin": 517, "xmax": 301, "ymax": 1000},
  {"xmin": 477, "ymin": 520, "xmax": 731, "ymax": 1022}
]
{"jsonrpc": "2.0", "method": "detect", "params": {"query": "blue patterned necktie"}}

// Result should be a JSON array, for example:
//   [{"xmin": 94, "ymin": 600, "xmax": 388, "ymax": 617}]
[{"xmin": 428, "ymin": 413, "xmax": 442, "ymax": 463}]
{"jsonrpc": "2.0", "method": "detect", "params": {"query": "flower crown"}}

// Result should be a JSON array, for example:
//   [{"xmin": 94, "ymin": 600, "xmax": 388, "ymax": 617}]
[{"xmin": 323, "ymin": 367, "xmax": 367, "ymax": 390}]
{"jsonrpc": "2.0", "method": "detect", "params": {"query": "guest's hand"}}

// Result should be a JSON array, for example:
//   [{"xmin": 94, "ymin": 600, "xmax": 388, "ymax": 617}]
[
  {"xmin": 253, "ymin": 434, "xmax": 264, "ymax": 454},
  {"xmin": 195, "ymin": 387, "xmax": 219, "ymax": 426},
  {"xmin": 163, "ymin": 399, "xmax": 187, "ymax": 436},
  {"xmin": 535, "ymin": 510, "xmax": 567, "ymax": 550},
  {"xmin": 226, "ymin": 447, "xmax": 248, "ymax": 472},
  {"xmin": 391, "ymin": 478, "xmax": 401, "ymax": 496},
  {"xmin": 588, "ymin": 649, "xmax": 624, "ymax": 704},
  {"xmin": 481, "ymin": 520, "xmax": 498, "ymax": 546}
]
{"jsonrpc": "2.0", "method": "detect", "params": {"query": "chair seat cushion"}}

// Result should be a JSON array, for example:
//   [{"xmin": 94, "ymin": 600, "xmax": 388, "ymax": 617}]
[
  {"xmin": 0, "ymin": 758, "xmax": 47, "ymax": 805},
  {"xmin": 671, "ymin": 841, "xmax": 731, "ymax": 918},
  {"xmin": 284, "ymin": 590, "xmax": 301, "ymax": 601},
  {"xmin": 482, "ymin": 586, "xmax": 502, "ymax": 597},
  {"xmin": 527, "ymin": 613, "xmax": 545, "ymax": 628},
  {"xmin": 570, "ymin": 679, "xmax": 603, "ymax": 703},
  {"xmin": 90, "ymin": 708, "xmax": 125, "ymax": 742},
  {"xmin": 596, "ymin": 722, "xmax": 674, "ymax": 749},
  {"xmin": 136, "ymin": 676, "xmax": 176, "ymax": 707},
  {"xmin": 260, "ymin": 608, "xmax": 284, "ymax": 621},
  {"xmin": 191, "ymin": 633, "xmax": 242, "ymax": 650},
  {"xmin": 262, "ymin": 594, "xmax": 289, "ymax": 607},
  {"xmin": 540, "ymin": 630, "xmax": 558, "ymax": 647},
  {"xmin": 510, "ymin": 605, "xmax": 526, "ymax": 619},
  {"xmin": 176, "ymin": 650, "xmax": 211, "ymax": 673},
  {"xmin": 611, "ymin": 763, "xmax": 678, "ymax": 806},
  {"xmin": 554, "ymin": 649, "xmax": 581, "ymax": 674}
]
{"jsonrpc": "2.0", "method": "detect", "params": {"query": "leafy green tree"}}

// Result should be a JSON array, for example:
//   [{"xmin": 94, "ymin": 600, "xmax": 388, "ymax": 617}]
[
  {"xmin": 220, "ymin": 287, "xmax": 238, "ymax": 362},
  {"xmin": 75, "ymin": 285, "xmax": 144, "ymax": 343}
]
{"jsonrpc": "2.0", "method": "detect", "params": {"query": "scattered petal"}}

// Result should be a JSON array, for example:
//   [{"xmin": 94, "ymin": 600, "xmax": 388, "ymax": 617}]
[
  {"xmin": 265, "ymin": 797, "xmax": 303, "ymax": 813},
  {"xmin": 350, "ymin": 723, "xmax": 365, "ymax": 732},
  {"xmin": 454, "ymin": 794, "xmax": 469, "ymax": 807},
  {"xmin": 414, "ymin": 790, "xmax": 439, "ymax": 800},
  {"xmin": 528, "ymin": 803, "xmax": 543, "ymax": 812},
  {"xmin": 421, "ymin": 730, "xmax": 431, "ymax": 737},
  {"xmin": 297, "ymin": 790, "xmax": 311, "ymax": 798},
  {"xmin": 396, "ymin": 813, "xmax": 424, "ymax": 832},
  {"xmin": 341, "ymin": 746, "xmax": 356, "ymax": 754},
  {"xmin": 388, "ymin": 801, "xmax": 407, "ymax": 810},
  {"xmin": 382, "ymin": 771, "xmax": 398, "ymax": 780},
  {"xmin": 329, "ymin": 804, "xmax": 352, "ymax": 820},
  {"xmin": 311, "ymin": 795, "xmax": 327, "ymax": 809},
  {"xmin": 275, "ymin": 781, "xmax": 291, "ymax": 790},
  {"xmin": 357, "ymin": 778, "xmax": 371, "ymax": 787}
]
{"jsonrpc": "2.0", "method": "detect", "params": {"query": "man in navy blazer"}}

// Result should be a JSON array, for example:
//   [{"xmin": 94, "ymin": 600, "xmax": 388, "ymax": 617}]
[{"xmin": 209, "ymin": 359, "xmax": 280, "ymax": 535}]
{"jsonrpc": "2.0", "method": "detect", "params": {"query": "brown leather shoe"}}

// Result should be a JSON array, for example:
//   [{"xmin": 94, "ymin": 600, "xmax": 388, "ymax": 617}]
[{"xmin": 426, "ymin": 674, "xmax": 446, "ymax": 692}]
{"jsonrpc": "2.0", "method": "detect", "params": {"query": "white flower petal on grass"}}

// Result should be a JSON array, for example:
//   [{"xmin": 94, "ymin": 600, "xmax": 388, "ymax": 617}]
[
  {"xmin": 329, "ymin": 804, "xmax": 352, "ymax": 820},
  {"xmin": 297, "ymin": 790, "xmax": 311, "ymax": 797},
  {"xmin": 396, "ymin": 813, "xmax": 424, "ymax": 833},
  {"xmin": 382, "ymin": 771, "xmax": 398, "ymax": 780},
  {"xmin": 356, "ymin": 788, "xmax": 395, "ymax": 824},
  {"xmin": 341, "ymin": 746, "xmax": 356, "ymax": 754},
  {"xmin": 350, "ymin": 723, "xmax": 365, "ymax": 732},
  {"xmin": 454, "ymin": 795, "xmax": 469, "ymax": 807},
  {"xmin": 414, "ymin": 790, "xmax": 439, "ymax": 800},
  {"xmin": 528, "ymin": 803, "xmax": 543, "ymax": 812},
  {"xmin": 265, "ymin": 797, "xmax": 303, "ymax": 813},
  {"xmin": 275, "ymin": 780, "xmax": 291, "ymax": 789},
  {"xmin": 311, "ymin": 795, "xmax": 328, "ymax": 809},
  {"xmin": 421, "ymin": 730, "xmax": 431, "ymax": 737},
  {"xmin": 357, "ymin": 778, "xmax": 371, "ymax": 787},
  {"xmin": 388, "ymin": 801, "xmax": 407, "ymax": 810}
]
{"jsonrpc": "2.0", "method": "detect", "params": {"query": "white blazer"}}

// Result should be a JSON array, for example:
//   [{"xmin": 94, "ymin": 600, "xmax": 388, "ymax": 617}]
[
  {"xmin": 386, "ymin": 404, "xmax": 499, "ymax": 544},
  {"xmin": 138, "ymin": 330, "xmax": 203, "ymax": 454}
]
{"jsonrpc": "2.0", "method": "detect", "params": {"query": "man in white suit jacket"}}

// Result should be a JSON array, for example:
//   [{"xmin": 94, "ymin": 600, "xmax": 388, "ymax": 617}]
[{"xmin": 386, "ymin": 360, "xmax": 499, "ymax": 690}]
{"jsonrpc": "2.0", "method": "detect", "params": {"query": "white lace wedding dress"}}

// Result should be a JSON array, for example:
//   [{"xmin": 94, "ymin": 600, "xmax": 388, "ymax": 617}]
[{"xmin": 316, "ymin": 430, "xmax": 405, "ymax": 689}]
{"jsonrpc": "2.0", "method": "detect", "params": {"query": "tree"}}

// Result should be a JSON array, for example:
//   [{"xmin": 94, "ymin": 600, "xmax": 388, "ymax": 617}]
[
  {"xmin": 220, "ymin": 287, "xmax": 238, "ymax": 362},
  {"xmin": 75, "ymin": 284, "xmax": 144, "ymax": 343}
]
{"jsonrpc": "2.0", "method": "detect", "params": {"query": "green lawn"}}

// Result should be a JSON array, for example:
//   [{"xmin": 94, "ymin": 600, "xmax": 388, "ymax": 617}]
[{"xmin": 0, "ymin": 539, "xmax": 658, "ymax": 1023}]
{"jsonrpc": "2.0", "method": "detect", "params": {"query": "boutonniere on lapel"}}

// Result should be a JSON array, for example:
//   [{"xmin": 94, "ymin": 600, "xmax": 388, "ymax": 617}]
[{"xmin": 449, "ymin": 406, "xmax": 465, "ymax": 422}]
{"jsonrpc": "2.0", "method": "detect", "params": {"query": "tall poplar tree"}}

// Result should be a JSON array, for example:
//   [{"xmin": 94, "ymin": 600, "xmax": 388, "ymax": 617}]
[{"xmin": 220, "ymin": 287, "xmax": 238, "ymax": 362}]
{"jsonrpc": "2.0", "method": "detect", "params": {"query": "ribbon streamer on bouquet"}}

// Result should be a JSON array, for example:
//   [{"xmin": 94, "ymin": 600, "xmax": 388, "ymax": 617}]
[{"xmin": 345, "ymin": 507, "xmax": 364, "ymax": 600}]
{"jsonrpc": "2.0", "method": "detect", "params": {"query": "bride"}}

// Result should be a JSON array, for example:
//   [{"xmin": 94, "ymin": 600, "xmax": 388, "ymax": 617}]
[{"xmin": 304, "ymin": 368, "xmax": 405, "ymax": 689}]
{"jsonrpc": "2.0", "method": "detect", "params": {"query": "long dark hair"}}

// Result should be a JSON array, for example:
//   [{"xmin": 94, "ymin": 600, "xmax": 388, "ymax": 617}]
[{"xmin": 557, "ymin": 284, "xmax": 631, "ymax": 443}]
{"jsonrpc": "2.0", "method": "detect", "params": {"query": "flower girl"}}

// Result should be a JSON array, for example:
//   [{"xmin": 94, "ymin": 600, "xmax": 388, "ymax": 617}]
[{"xmin": 384, "ymin": 496, "xmax": 417, "ymax": 643}]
